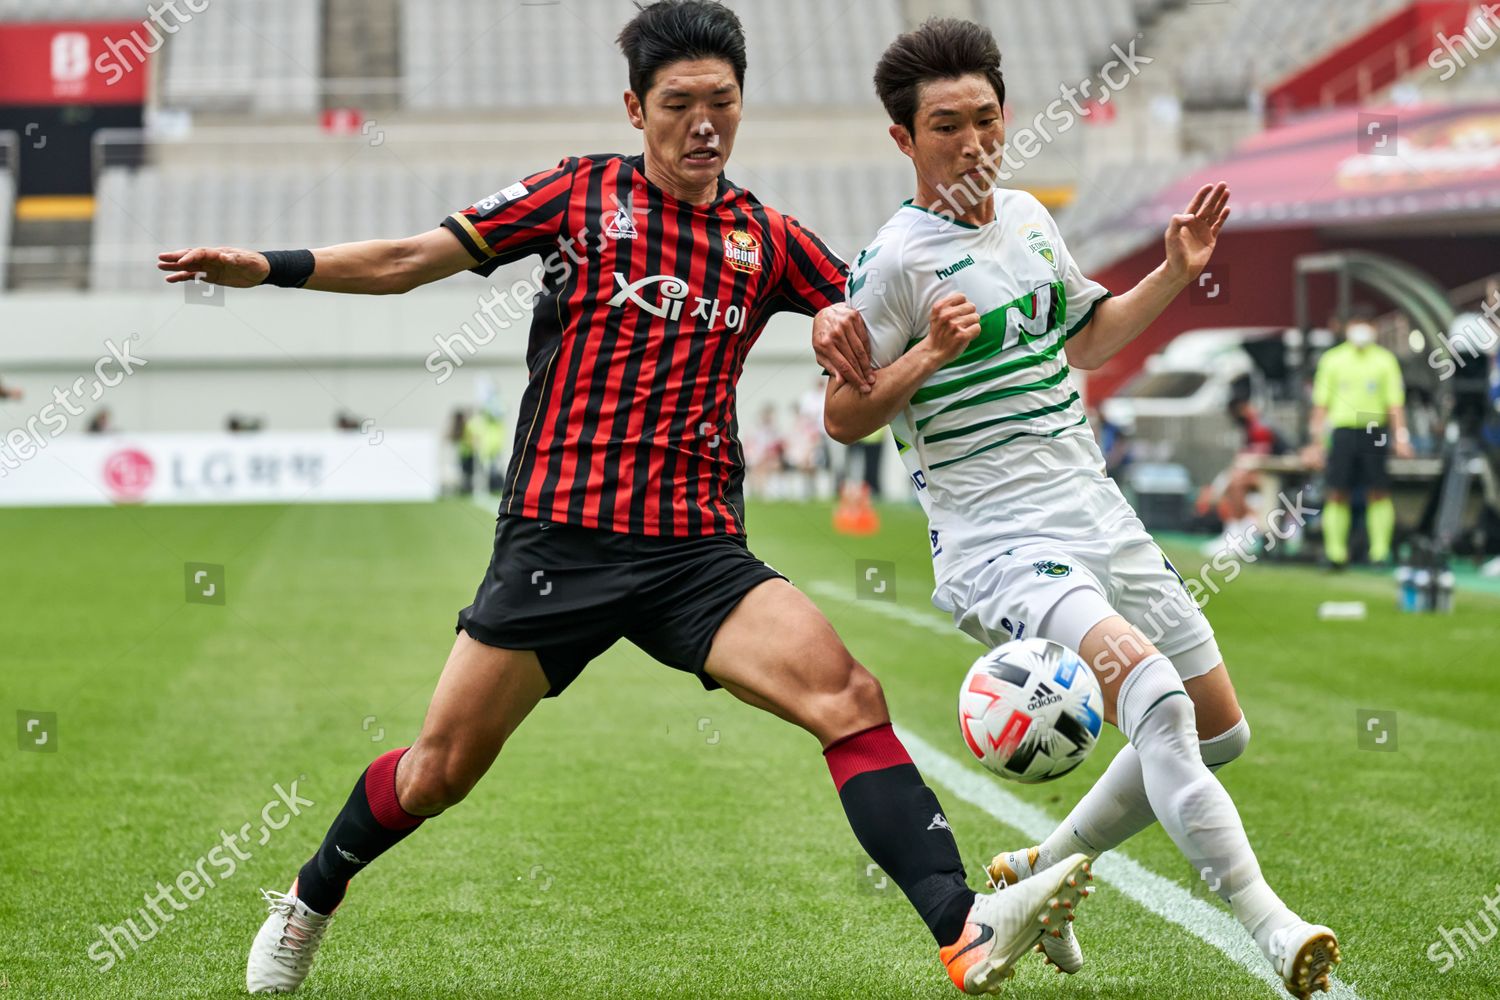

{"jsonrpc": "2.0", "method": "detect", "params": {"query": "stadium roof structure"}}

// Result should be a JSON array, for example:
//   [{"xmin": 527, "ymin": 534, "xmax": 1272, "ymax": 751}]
[
  {"xmin": 1078, "ymin": 103, "xmax": 1500, "ymax": 401},
  {"xmin": 1132, "ymin": 102, "xmax": 1500, "ymax": 234}
]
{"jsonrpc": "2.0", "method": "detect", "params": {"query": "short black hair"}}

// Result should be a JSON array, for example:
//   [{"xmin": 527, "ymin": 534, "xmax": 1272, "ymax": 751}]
[
  {"xmin": 617, "ymin": 0, "xmax": 746, "ymax": 102},
  {"xmin": 874, "ymin": 18, "xmax": 1006, "ymax": 133}
]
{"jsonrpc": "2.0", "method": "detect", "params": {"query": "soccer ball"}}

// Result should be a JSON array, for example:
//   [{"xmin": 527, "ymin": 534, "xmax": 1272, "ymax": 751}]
[{"xmin": 958, "ymin": 638, "xmax": 1104, "ymax": 784}]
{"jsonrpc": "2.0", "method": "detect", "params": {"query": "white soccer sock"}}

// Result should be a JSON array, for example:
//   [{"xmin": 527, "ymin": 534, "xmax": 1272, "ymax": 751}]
[
  {"xmin": 1037, "ymin": 716, "xmax": 1251, "ymax": 871},
  {"xmin": 1117, "ymin": 655, "xmax": 1295, "ymax": 953}
]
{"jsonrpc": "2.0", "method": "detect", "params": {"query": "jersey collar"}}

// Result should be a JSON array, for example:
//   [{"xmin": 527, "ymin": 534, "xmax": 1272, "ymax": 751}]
[
  {"xmin": 626, "ymin": 153, "xmax": 739, "ymax": 210},
  {"xmin": 899, "ymin": 198, "xmax": 990, "ymax": 231}
]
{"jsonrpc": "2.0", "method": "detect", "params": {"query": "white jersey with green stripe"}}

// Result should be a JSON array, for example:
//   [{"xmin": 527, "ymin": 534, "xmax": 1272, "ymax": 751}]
[{"xmin": 849, "ymin": 188, "xmax": 1133, "ymax": 599}]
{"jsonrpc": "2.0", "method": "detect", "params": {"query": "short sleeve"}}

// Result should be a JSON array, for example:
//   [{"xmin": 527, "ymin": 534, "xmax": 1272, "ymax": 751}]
[
  {"xmin": 1049, "ymin": 216, "xmax": 1111, "ymax": 339},
  {"xmin": 441, "ymin": 158, "xmax": 577, "ymax": 277},
  {"xmin": 847, "ymin": 238, "xmax": 915, "ymax": 370},
  {"xmin": 773, "ymin": 216, "xmax": 849, "ymax": 317}
]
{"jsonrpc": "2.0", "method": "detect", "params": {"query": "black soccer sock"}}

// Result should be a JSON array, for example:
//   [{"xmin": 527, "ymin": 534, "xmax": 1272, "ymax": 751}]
[
  {"xmin": 295, "ymin": 747, "xmax": 426, "ymax": 915},
  {"xmin": 825, "ymin": 724, "xmax": 976, "ymax": 946}
]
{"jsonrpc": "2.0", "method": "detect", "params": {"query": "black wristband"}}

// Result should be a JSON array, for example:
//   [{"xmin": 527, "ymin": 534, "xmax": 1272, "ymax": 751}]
[{"xmin": 260, "ymin": 249, "xmax": 316, "ymax": 288}]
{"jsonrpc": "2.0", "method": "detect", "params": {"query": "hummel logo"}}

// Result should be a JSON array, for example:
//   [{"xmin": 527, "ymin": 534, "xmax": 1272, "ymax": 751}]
[
  {"xmin": 335, "ymin": 845, "xmax": 367, "ymax": 865},
  {"xmin": 936, "ymin": 254, "xmax": 975, "ymax": 280},
  {"xmin": 928, "ymin": 812, "xmax": 951, "ymax": 832}
]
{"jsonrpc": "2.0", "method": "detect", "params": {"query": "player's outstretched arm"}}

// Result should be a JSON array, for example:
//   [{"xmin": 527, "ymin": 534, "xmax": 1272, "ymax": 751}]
[
  {"xmin": 1068, "ymin": 182, "xmax": 1230, "ymax": 370},
  {"xmin": 824, "ymin": 294, "xmax": 979, "ymax": 444},
  {"xmin": 157, "ymin": 227, "xmax": 477, "ymax": 296}
]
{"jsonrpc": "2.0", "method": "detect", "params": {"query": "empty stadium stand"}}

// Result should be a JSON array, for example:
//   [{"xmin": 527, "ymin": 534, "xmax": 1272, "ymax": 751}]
[
  {"xmin": 1173, "ymin": 0, "xmax": 1411, "ymax": 107},
  {"xmin": 399, "ymin": 0, "xmax": 905, "ymax": 110},
  {"xmin": 0, "ymin": 0, "xmax": 147, "ymax": 18},
  {"xmin": 88, "ymin": 157, "xmax": 915, "ymax": 291},
  {"xmin": 158, "ymin": 0, "xmax": 322, "ymax": 115}
]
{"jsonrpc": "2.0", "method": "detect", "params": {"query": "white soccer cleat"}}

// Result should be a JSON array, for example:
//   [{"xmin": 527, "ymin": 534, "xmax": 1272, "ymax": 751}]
[
  {"xmin": 940, "ymin": 853, "xmax": 1093, "ymax": 994},
  {"xmin": 246, "ymin": 881, "xmax": 335, "ymax": 994},
  {"xmin": 1266, "ymin": 920, "xmax": 1341, "ymax": 999},
  {"xmin": 986, "ymin": 846, "xmax": 1085, "ymax": 974}
]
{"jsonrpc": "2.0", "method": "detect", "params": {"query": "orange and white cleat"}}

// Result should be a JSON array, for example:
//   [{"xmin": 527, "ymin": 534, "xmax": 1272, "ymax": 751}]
[
  {"xmin": 1267, "ymin": 921, "xmax": 1341, "ymax": 999},
  {"xmin": 940, "ymin": 853, "xmax": 1093, "ymax": 994},
  {"xmin": 987, "ymin": 846, "xmax": 1085, "ymax": 974}
]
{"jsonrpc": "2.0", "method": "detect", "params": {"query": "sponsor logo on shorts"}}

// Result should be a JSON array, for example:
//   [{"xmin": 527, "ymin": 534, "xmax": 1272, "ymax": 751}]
[{"xmin": 1032, "ymin": 559, "xmax": 1072, "ymax": 578}]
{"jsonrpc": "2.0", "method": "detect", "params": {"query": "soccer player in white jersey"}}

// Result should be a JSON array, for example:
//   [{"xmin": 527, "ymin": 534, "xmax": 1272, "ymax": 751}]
[{"xmin": 816, "ymin": 19, "xmax": 1340, "ymax": 1000}]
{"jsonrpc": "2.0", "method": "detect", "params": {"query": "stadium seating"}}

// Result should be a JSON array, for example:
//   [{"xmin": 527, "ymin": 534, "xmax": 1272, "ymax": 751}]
[
  {"xmin": 1416, "ymin": 5, "xmax": 1500, "ymax": 100},
  {"xmin": 974, "ymin": 0, "xmax": 1168, "ymax": 112},
  {"xmin": 1174, "ymin": 0, "xmax": 1410, "ymax": 106},
  {"xmin": 0, "ymin": 0, "xmax": 321, "ymax": 114},
  {"xmin": 399, "ymin": 0, "xmax": 904, "ymax": 110},
  {"xmin": 89, "ymin": 159, "xmax": 914, "ymax": 291},
  {"xmin": 158, "ymin": 0, "xmax": 322, "ymax": 114},
  {"xmin": 1055, "ymin": 155, "xmax": 1210, "ymax": 273},
  {"xmin": 0, "ymin": 0, "xmax": 148, "ymax": 17}
]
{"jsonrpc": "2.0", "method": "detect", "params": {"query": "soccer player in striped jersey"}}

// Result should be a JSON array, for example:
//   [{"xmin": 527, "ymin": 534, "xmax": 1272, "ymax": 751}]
[
  {"xmin": 821, "ymin": 19, "xmax": 1340, "ymax": 999},
  {"xmin": 159, "ymin": 3, "xmax": 1092, "ymax": 995}
]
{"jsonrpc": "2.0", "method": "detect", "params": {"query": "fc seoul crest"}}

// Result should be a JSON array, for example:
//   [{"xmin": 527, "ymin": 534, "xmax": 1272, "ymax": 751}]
[{"xmin": 724, "ymin": 230, "xmax": 762, "ymax": 274}]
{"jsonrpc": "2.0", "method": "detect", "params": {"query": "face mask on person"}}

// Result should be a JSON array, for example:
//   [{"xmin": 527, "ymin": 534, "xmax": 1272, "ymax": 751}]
[{"xmin": 1346, "ymin": 323, "xmax": 1376, "ymax": 348}]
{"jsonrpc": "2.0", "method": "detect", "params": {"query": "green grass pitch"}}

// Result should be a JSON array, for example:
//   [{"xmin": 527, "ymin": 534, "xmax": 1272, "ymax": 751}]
[{"xmin": 3, "ymin": 499, "xmax": 1498, "ymax": 998}]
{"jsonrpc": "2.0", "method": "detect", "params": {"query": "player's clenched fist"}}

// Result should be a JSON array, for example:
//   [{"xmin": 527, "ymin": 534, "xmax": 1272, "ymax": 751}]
[
  {"xmin": 924, "ymin": 293, "xmax": 981, "ymax": 364},
  {"xmin": 157, "ymin": 247, "xmax": 271, "ymax": 287}
]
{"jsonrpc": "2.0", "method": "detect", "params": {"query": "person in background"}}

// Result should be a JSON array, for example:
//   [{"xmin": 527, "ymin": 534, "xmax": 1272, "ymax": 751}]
[
  {"xmin": 0, "ymin": 377, "xmax": 22, "ymax": 401},
  {"xmin": 87, "ymin": 409, "xmax": 113, "ymax": 434},
  {"xmin": 1304, "ymin": 316, "xmax": 1413, "ymax": 568},
  {"xmin": 466, "ymin": 404, "xmax": 507, "ymax": 494},
  {"xmin": 1095, "ymin": 404, "xmax": 1135, "ymax": 483},
  {"xmin": 854, "ymin": 426, "xmax": 885, "ymax": 499},
  {"xmin": 786, "ymin": 385, "xmax": 829, "ymax": 500},
  {"xmin": 743, "ymin": 403, "xmax": 785, "ymax": 499},
  {"xmin": 449, "ymin": 409, "xmax": 475, "ymax": 496},
  {"xmin": 1197, "ymin": 397, "xmax": 1288, "ymax": 554}
]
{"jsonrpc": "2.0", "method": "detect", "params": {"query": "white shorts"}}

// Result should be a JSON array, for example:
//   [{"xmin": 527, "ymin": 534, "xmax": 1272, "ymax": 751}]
[{"xmin": 940, "ymin": 525, "xmax": 1222, "ymax": 681}]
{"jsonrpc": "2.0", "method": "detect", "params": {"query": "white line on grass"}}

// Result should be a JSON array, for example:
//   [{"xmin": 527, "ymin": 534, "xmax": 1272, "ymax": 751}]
[
  {"xmin": 898, "ymin": 728, "xmax": 1363, "ymax": 1000},
  {"xmin": 804, "ymin": 581, "xmax": 953, "ymax": 636},
  {"xmin": 806, "ymin": 580, "xmax": 1363, "ymax": 999}
]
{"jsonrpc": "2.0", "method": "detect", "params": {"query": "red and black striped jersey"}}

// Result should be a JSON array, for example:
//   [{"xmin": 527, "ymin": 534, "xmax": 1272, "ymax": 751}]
[{"xmin": 441, "ymin": 152, "xmax": 847, "ymax": 537}]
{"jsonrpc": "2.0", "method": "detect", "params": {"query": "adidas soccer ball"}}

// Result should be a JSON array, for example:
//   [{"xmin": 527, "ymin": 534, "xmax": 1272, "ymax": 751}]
[{"xmin": 958, "ymin": 638, "xmax": 1104, "ymax": 784}]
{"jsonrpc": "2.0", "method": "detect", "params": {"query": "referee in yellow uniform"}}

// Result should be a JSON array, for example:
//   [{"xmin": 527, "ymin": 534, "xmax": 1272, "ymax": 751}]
[{"xmin": 1305, "ymin": 318, "xmax": 1413, "ymax": 568}]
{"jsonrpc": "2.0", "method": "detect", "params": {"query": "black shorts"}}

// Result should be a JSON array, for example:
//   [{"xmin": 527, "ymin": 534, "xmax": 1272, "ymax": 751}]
[
  {"xmin": 1326, "ymin": 425, "xmax": 1391, "ymax": 493},
  {"xmin": 456, "ymin": 516, "xmax": 784, "ymax": 697}
]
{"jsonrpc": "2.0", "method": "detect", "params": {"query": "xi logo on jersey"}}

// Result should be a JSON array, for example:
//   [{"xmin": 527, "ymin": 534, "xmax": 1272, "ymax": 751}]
[
  {"xmin": 1032, "ymin": 559, "xmax": 1072, "ymax": 578},
  {"xmin": 607, "ymin": 273, "xmax": 748, "ymax": 332}
]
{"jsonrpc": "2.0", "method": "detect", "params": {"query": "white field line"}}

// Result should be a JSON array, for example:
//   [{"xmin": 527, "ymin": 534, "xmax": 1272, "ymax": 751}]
[{"xmin": 807, "ymin": 580, "xmax": 1363, "ymax": 1000}]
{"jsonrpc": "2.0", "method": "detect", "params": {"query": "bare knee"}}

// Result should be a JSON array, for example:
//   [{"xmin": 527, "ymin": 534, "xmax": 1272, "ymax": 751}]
[
  {"xmin": 396, "ymin": 740, "xmax": 490, "ymax": 815},
  {"xmin": 807, "ymin": 659, "xmax": 889, "ymax": 747}
]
